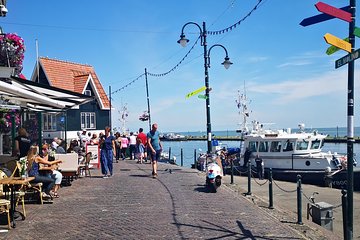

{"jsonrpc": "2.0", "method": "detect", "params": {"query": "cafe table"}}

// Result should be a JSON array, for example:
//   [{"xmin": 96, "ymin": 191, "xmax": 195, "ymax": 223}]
[{"xmin": 0, "ymin": 176, "xmax": 34, "ymax": 228}]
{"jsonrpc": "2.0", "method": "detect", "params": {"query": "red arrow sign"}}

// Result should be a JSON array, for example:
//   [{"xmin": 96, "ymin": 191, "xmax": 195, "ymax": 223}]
[{"xmin": 315, "ymin": 2, "xmax": 352, "ymax": 22}]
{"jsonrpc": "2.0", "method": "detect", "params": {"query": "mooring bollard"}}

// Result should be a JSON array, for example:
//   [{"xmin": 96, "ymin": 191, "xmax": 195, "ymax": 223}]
[
  {"xmin": 230, "ymin": 159, "xmax": 234, "ymax": 184},
  {"xmin": 341, "ymin": 189, "xmax": 347, "ymax": 240},
  {"xmin": 247, "ymin": 163, "xmax": 251, "ymax": 195},
  {"xmin": 194, "ymin": 149, "xmax": 197, "ymax": 167},
  {"xmin": 269, "ymin": 168, "xmax": 274, "ymax": 209},
  {"xmin": 181, "ymin": 148, "xmax": 183, "ymax": 166},
  {"xmin": 168, "ymin": 147, "xmax": 171, "ymax": 162},
  {"xmin": 297, "ymin": 174, "xmax": 303, "ymax": 225}
]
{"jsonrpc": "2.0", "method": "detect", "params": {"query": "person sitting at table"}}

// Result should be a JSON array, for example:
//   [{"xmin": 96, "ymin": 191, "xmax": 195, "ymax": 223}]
[
  {"xmin": 39, "ymin": 144, "xmax": 63, "ymax": 198},
  {"xmin": 27, "ymin": 146, "xmax": 61, "ymax": 199}
]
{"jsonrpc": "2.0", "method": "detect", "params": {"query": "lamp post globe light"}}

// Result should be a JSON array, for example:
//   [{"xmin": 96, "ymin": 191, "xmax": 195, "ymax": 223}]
[{"xmin": 178, "ymin": 21, "xmax": 232, "ymax": 154}]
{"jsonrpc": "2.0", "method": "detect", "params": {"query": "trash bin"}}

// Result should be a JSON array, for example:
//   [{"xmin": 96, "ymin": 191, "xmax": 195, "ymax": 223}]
[{"xmin": 311, "ymin": 201, "xmax": 334, "ymax": 231}]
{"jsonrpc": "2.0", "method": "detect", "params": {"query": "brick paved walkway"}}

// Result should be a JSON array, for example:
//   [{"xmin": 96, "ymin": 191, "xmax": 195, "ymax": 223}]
[{"xmin": 1, "ymin": 160, "xmax": 320, "ymax": 239}]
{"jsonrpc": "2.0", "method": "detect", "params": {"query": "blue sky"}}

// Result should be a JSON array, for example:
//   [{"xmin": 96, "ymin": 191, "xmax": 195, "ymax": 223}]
[{"xmin": 1, "ymin": 0, "xmax": 359, "ymax": 132}]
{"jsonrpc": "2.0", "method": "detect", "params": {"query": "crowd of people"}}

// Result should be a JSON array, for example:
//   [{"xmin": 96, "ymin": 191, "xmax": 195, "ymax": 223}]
[{"xmin": 9, "ymin": 123, "xmax": 163, "ymax": 202}]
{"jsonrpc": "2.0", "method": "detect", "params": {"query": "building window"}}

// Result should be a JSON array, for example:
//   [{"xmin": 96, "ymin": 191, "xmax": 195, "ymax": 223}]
[
  {"xmin": 84, "ymin": 90, "xmax": 91, "ymax": 96},
  {"xmin": 81, "ymin": 112, "xmax": 96, "ymax": 129},
  {"xmin": 43, "ymin": 113, "xmax": 57, "ymax": 131}
]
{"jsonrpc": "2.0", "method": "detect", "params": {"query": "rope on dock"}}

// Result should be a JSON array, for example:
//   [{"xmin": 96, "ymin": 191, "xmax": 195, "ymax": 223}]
[{"xmin": 272, "ymin": 179, "xmax": 297, "ymax": 193}]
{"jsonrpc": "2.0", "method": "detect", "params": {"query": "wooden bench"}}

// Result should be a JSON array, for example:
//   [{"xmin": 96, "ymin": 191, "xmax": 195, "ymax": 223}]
[{"xmin": 55, "ymin": 153, "xmax": 79, "ymax": 186}]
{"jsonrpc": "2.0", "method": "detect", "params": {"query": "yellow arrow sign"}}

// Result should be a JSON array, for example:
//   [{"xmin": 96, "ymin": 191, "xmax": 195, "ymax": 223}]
[
  {"xmin": 324, "ymin": 33, "xmax": 351, "ymax": 53},
  {"xmin": 186, "ymin": 86, "xmax": 207, "ymax": 99},
  {"xmin": 326, "ymin": 37, "xmax": 349, "ymax": 55}
]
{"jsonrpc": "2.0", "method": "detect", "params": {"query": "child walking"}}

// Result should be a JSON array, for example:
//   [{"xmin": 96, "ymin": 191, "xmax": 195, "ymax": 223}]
[{"xmin": 136, "ymin": 138, "xmax": 145, "ymax": 164}]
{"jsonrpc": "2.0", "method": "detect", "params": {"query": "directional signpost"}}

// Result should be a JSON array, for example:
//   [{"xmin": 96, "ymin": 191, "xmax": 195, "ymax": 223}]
[
  {"xmin": 326, "ymin": 38, "xmax": 349, "ymax": 55},
  {"xmin": 185, "ymin": 86, "xmax": 206, "ymax": 99},
  {"xmin": 300, "ymin": 6, "xmax": 349, "ymax": 26},
  {"xmin": 335, "ymin": 48, "xmax": 360, "ymax": 68},
  {"xmin": 324, "ymin": 33, "xmax": 352, "ymax": 52},
  {"xmin": 315, "ymin": 2, "xmax": 352, "ymax": 22},
  {"xmin": 301, "ymin": 2, "xmax": 356, "ymax": 239}
]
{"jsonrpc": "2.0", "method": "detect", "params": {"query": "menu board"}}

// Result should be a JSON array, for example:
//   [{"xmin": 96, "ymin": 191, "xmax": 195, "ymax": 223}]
[{"xmin": 86, "ymin": 144, "xmax": 100, "ymax": 168}]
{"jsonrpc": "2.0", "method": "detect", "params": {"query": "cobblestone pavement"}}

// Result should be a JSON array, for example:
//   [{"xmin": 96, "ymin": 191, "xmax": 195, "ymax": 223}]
[{"xmin": 1, "ymin": 160, "xmax": 335, "ymax": 239}]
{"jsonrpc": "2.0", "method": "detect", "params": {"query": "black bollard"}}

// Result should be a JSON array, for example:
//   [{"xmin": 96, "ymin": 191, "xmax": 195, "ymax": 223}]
[
  {"xmin": 168, "ymin": 147, "xmax": 171, "ymax": 162},
  {"xmin": 342, "ymin": 189, "xmax": 347, "ymax": 240},
  {"xmin": 246, "ymin": 163, "xmax": 251, "ymax": 195},
  {"xmin": 181, "ymin": 148, "xmax": 183, "ymax": 166},
  {"xmin": 269, "ymin": 168, "xmax": 274, "ymax": 209},
  {"xmin": 297, "ymin": 175, "xmax": 303, "ymax": 225},
  {"xmin": 230, "ymin": 159, "xmax": 234, "ymax": 184},
  {"xmin": 194, "ymin": 149, "xmax": 197, "ymax": 167}
]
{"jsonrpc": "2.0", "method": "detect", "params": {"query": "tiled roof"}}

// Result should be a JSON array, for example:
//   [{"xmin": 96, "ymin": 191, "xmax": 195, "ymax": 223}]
[{"xmin": 39, "ymin": 57, "xmax": 110, "ymax": 109}]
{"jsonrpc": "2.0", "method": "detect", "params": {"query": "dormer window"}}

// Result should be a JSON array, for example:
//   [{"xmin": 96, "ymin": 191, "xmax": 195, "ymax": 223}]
[{"xmin": 84, "ymin": 90, "xmax": 91, "ymax": 96}]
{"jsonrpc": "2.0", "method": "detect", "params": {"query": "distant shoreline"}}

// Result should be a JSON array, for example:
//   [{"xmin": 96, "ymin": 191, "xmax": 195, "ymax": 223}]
[{"xmin": 161, "ymin": 136, "xmax": 360, "ymax": 143}]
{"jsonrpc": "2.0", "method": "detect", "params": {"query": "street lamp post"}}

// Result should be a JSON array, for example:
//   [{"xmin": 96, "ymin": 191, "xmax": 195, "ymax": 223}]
[{"xmin": 178, "ymin": 21, "xmax": 232, "ymax": 154}]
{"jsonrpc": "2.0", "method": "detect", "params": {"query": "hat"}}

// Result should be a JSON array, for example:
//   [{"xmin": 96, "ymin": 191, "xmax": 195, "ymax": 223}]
[{"xmin": 82, "ymin": 129, "xmax": 87, "ymax": 132}]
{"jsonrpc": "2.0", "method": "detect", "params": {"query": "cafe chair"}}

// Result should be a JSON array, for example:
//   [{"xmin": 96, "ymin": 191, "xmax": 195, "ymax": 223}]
[
  {"xmin": 1, "ymin": 167, "xmax": 27, "ymax": 217},
  {"xmin": 0, "ymin": 199, "xmax": 11, "ymax": 229},
  {"xmin": 13, "ymin": 161, "xmax": 43, "ymax": 205},
  {"xmin": 78, "ymin": 152, "xmax": 92, "ymax": 177}
]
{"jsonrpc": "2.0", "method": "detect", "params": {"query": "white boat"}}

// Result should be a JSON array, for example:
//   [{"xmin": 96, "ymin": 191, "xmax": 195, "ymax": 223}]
[
  {"xmin": 162, "ymin": 133, "xmax": 187, "ymax": 141},
  {"xmin": 238, "ymin": 121, "xmax": 360, "ymax": 190}
]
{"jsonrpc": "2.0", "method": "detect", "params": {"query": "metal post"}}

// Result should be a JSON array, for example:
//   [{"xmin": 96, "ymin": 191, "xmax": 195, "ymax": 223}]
[
  {"xmin": 145, "ymin": 68, "xmax": 152, "ymax": 131},
  {"xmin": 297, "ymin": 175, "xmax": 303, "ymax": 225},
  {"xmin": 11, "ymin": 111, "xmax": 15, "ymax": 154},
  {"xmin": 181, "ymin": 148, "xmax": 183, "ymax": 166},
  {"xmin": 269, "ymin": 168, "xmax": 274, "ymax": 209},
  {"xmin": 247, "ymin": 162, "xmax": 251, "ymax": 195},
  {"xmin": 230, "ymin": 159, "xmax": 234, "ymax": 184},
  {"xmin": 342, "ymin": 189, "xmax": 348, "ymax": 240},
  {"xmin": 37, "ymin": 112, "xmax": 42, "ymax": 146},
  {"xmin": 109, "ymin": 86, "xmax": 112, "ymax": 131},
  {"xmin": 64, "ymin": 111, "xmax": 67, "ymax": 151},
  {"xmin": 193, "ymin": 149, "xmax": 197, "ymax": 168},
  {"xmin": 347, "ymin": 2, "xmax": 356, "ymax": 239},
  {"xmin": 168, "ymin": 147, "xmax": 171, "ymax": 162},
  {"xmin": 202, "ymin": 22, "xmax": 212, "ymax": 154}
]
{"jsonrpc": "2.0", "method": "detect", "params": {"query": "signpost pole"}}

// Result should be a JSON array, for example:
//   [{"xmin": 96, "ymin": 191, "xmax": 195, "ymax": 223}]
[{"xmin": 346, "ymin": 1, "xmax": 355, "ymax": 239}]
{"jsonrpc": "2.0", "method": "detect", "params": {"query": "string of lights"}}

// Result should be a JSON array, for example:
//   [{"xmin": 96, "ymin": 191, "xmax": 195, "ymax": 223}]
[
  {"xmin": 111, "ymin": 73, "xmax": 145, "ymax": 95},
  {"xmin": 207, "ymin": 0, "xmax": 264, "ymax": 35},
  {"xmin": 147, "ymin": 36, "xmax": 200, "ymax": 77},
  {"xmin": 110, "ymin": 0, "xmax": 265, "ymax": 95},
  {"xmin": 111, "ymin": 36, "xmax": 200, "ymax": 95}
]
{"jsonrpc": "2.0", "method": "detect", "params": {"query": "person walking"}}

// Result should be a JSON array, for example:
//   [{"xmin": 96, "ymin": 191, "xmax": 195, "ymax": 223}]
[
  {"xmin": 135, "ymin": 138, "xmax": 145, "ymax": 164},
  {"xmin": 137, "ymin": 128, "xmax": 147, "ymax": 162},
  {"xmin": 129, "ymin": 132, "xmax": 137, "ymax": 160},
  {"xmin": 99, "ymin": 126, "xmax": 116, "ymax": 178},
  {"xmin": 120, "ymin": 134, "xmax": 129, "ymax": 160},
  {"xmin": 243, "ymin": 147, "xmax": 252, "ymax": 168},
  {"xmin": 147, "ymin": 123, "xmax": 162, "ymax": 178},
  {"xmin": 114, "ymin": 132, "xmax": 122, "ymax": 163}
]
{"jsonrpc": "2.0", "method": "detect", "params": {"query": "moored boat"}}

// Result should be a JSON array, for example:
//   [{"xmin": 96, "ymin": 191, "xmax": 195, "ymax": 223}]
[{"xmin": 236, "ymin": 121, "xmax": 360, "ymax": 190}]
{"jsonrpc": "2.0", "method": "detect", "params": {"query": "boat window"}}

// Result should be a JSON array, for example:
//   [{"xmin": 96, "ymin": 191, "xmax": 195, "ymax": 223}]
[
  {"xmin": 296, "ymin": 140, "xmax": 309, "ymax": 150},
  {"xmin": 270, "ymin": 141, "xmax": 281, "ymax": 152},
  {"xmin": 259, "ymin": 141, "xmax": 269, "ymax": 152},
  {"xmin": 311, "ymin": 140, "xmax": 321, "ymax": 149},
  {"xmin": 248, "ymin": 141, "xmax": 258, "ymax": 152},
  {"xmin": 283, "ymin": 140, "xmax": 294, "ymax": 152}
]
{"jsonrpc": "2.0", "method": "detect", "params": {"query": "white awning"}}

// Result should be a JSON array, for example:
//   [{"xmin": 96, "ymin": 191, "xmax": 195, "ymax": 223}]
[{"xmin": 0, "ymin": 77, "xmax": 94, "ymax": 111}]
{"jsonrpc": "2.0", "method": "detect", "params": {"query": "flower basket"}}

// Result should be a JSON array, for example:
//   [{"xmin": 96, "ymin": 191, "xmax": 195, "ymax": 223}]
[{"xmin": 0, "ymin": 33, "xmax": 25, "ymax": 76}]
